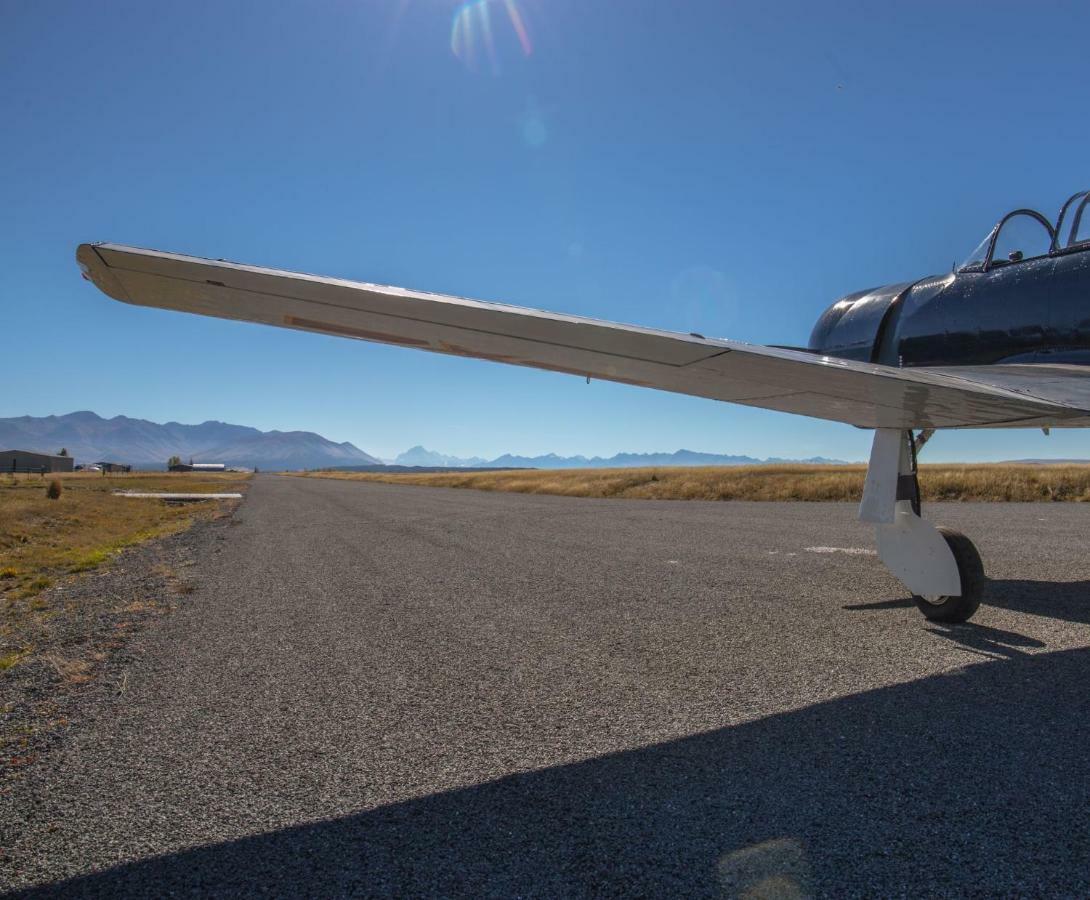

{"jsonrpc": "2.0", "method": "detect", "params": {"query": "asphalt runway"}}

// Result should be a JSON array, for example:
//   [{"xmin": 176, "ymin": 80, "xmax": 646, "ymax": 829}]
[{"xmin": 4, "ymin": 476, "xmax": 1090, "ymax": 897}]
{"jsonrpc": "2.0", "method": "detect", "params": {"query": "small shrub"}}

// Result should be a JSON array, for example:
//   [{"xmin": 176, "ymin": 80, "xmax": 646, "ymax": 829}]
[
  {"xmin": 46, "ymin": 479, "xmax": 62, "ymax": 500},
  {"xmin": 14, "ymin": 576, "xmax": 52, "ymax": 599}
]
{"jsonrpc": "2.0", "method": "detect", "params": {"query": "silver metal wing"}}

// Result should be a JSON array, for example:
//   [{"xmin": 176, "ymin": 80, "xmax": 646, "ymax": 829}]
[{"xmin": 77, "ymin": 243, "xmax": 1090, "ymax": 430}]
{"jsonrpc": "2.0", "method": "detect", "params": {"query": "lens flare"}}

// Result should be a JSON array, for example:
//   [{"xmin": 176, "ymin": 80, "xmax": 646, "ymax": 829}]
[
  {"xmin": 502, "ymin": 0, "xmax": 532, "ymax": 55},
  {"xmin": 451, "ymin": 0, "xmax": 533, "ymax": 72}
]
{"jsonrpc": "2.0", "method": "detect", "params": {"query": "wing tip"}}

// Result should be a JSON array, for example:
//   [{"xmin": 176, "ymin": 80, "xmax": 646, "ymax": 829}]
[{"xmin": 76, "ymin": 243, "xmax": 132, "ymax": 303}]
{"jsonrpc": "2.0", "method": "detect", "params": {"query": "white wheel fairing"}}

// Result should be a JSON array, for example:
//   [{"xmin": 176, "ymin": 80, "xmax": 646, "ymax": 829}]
[
  {"xmin": 861, "ymin": 429, "xmax": 961, "ymax": 599},
  {"xmin": 875, "ymin": 502, "xmax": 962, "ymax": 598}
]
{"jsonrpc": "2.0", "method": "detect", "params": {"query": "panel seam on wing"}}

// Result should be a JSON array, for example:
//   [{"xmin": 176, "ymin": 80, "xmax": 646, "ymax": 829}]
[
  {"xmin": 107, "ymin": 267, "xmax": 732, "ymax": 370},
  {"xmin": 96, "ymin": 250, "xmax": 729, "ymax": 352}
]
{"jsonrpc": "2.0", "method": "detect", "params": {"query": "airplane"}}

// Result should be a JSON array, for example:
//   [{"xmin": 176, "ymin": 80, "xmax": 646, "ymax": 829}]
[{"xmin": 77, "ymin": 188, "xmax": 1090, "ymax": 625}]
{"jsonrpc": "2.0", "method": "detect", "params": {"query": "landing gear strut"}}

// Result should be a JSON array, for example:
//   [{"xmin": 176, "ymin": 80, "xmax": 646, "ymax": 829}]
[{"xmin": 859, "ymin": 429, "xmax": 985, "ymax": 623}]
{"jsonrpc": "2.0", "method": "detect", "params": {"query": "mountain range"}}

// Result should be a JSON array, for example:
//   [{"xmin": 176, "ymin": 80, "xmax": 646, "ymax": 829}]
[
  {"xmin": 393, "ymin": 446, "xmax": 847, "ymax": 469},
  {"xmin": 0, "ymin": 412, "xmax": 381, "ymax": 471},
  {"xmin": 1, "ymin": 413, "xmax": 850, "ymax": 472}
]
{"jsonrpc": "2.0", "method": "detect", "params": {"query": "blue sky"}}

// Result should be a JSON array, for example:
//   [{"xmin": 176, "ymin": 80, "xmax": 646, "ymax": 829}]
[{"xmin": 3, "ymin": 0, "xmax": 1088, "ymax": 462}]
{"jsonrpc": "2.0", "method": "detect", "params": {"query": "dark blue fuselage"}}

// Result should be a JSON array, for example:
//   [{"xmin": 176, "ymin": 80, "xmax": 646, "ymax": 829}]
[{"xmin": 808, "ymin": 246, "xmax": 1090, "ymax": 368}]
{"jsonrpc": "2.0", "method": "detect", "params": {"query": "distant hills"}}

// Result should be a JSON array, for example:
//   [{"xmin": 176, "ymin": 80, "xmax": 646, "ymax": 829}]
[
  {"xmin": 1005, "ymin": 458, "xmax": 1090, "ymax": 465},
  {"xmin": 393, "ymin": 446, "xmax": 848, "ymax": 469},
  {"xmin": 394, "ymin": 446, "xmax": 490, "ymax": 468},
  {"xmin": 6, "ymin": 415, "xmax": 1083, "ymax": 472},
  {"xmin": 0, "ymin": 415, "xmax": 848, "ymax": 472},
  {"xmin": 0, "ymin": 412, "xmax": 381, "ymax": 471}
]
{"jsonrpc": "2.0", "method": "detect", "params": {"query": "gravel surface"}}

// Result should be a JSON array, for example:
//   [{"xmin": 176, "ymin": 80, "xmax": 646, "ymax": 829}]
[
  {"xmin": 1, "ymin": 514, "xmax": 234, "ymax": 790},
  {"xmin": 2, "ymin": 475, "xmax": 1089, "ymax": 897}
]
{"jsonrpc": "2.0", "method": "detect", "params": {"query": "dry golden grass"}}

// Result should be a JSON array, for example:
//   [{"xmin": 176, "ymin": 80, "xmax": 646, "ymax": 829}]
[
  {"xmin": 1, "ymin": 471, "xmax": 249, "ymax": 767},
  {"xmin": 0, "ymin": 471, "xmax": 250, "ymax": 601},
  {"xmin": 294, "ymin": 464, "xmax": 1090, "ymax": 503},
  {"xmin": 42, "ymin": 653, "xmax": 94, "ymax": 685}
]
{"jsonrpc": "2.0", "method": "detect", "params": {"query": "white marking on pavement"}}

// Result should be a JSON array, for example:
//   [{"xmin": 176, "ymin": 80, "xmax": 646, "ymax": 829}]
[
  {"xmin": 114, "ymin": 492, "xmax": 243, "ymax": 500},
  {"xmin": 805, "ymin": 546, "xmax": 877, "ymax": 556}
]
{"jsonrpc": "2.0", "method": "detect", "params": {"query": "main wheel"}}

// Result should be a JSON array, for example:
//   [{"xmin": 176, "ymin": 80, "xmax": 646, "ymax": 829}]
[{"xmin": 912, "ymin": 527, "xmax": 985, "ymax": 623}]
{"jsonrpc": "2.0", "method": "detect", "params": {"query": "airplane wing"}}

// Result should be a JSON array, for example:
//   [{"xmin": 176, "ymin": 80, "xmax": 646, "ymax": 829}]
[{"xmin": 77, "ymin": 243, "xmax": 1090, "ymax": 430}]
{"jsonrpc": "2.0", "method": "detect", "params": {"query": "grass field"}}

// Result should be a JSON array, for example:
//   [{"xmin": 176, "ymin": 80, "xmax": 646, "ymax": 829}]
[
  {"xmin": 1, "ymin": 471, "xmax": 250, "ymax": 770},
  {"xmin": 294, "ymin": 464, "xmax": 1090, "ymax": 503},
  {"xmin": 0, "ymin": 471, "xmax": 250, "ymax": 603}
]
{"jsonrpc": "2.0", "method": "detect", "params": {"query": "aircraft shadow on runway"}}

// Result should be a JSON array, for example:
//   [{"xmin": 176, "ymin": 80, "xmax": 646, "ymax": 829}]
[
  {"xmin": 845, "ymin": 579, "xmax": 1090, "ymax": 657},
  {"xmin": 12, "ymin": 647, "xmax": 1090, "ymax": 898},
  {"xmin": 846, "ymin": 578, "xmax": 1090, "ymax": 626}
]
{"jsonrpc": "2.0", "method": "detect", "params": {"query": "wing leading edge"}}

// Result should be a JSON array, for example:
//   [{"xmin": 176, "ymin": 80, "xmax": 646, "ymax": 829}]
[{"xmin": 77, "ymin": 243, "xmax": 1090, "ymax": 430}]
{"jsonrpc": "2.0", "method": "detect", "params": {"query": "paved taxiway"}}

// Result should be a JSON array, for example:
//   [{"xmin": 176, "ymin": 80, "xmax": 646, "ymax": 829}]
[{"xmin": 4, "ymin": 475, "xmax": 1090, "ymax": 896}]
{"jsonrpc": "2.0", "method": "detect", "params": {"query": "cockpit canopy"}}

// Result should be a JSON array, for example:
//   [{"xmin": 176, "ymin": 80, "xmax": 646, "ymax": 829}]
[{"xmin": 957, "ymin": 189, "xmax": 1090, "ymax": 273}]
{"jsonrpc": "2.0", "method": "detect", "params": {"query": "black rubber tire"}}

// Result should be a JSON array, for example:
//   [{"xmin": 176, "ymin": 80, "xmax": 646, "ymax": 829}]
[{"xmin": 912, "ymin": 527, "xmax": 985, "ymax": 623}]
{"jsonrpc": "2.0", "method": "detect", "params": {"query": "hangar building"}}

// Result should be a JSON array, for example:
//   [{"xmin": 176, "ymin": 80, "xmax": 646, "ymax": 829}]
[
  {"xmin": 169, "ymin": 462, "xmax": 226, "ymax": 472},
  {"xmin": 0, "ymin": 450, "xmax": 76, "ymax": 474}
]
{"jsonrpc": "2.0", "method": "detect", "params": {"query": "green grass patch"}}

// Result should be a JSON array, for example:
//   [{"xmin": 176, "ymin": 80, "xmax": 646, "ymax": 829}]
[
  {"xmin": 0, "ymin": 649, "xmax": 29, "ymax": 671},
  {"xmin": 69, "ymin": 548, "xmax": 112, "ymax": 572}
]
